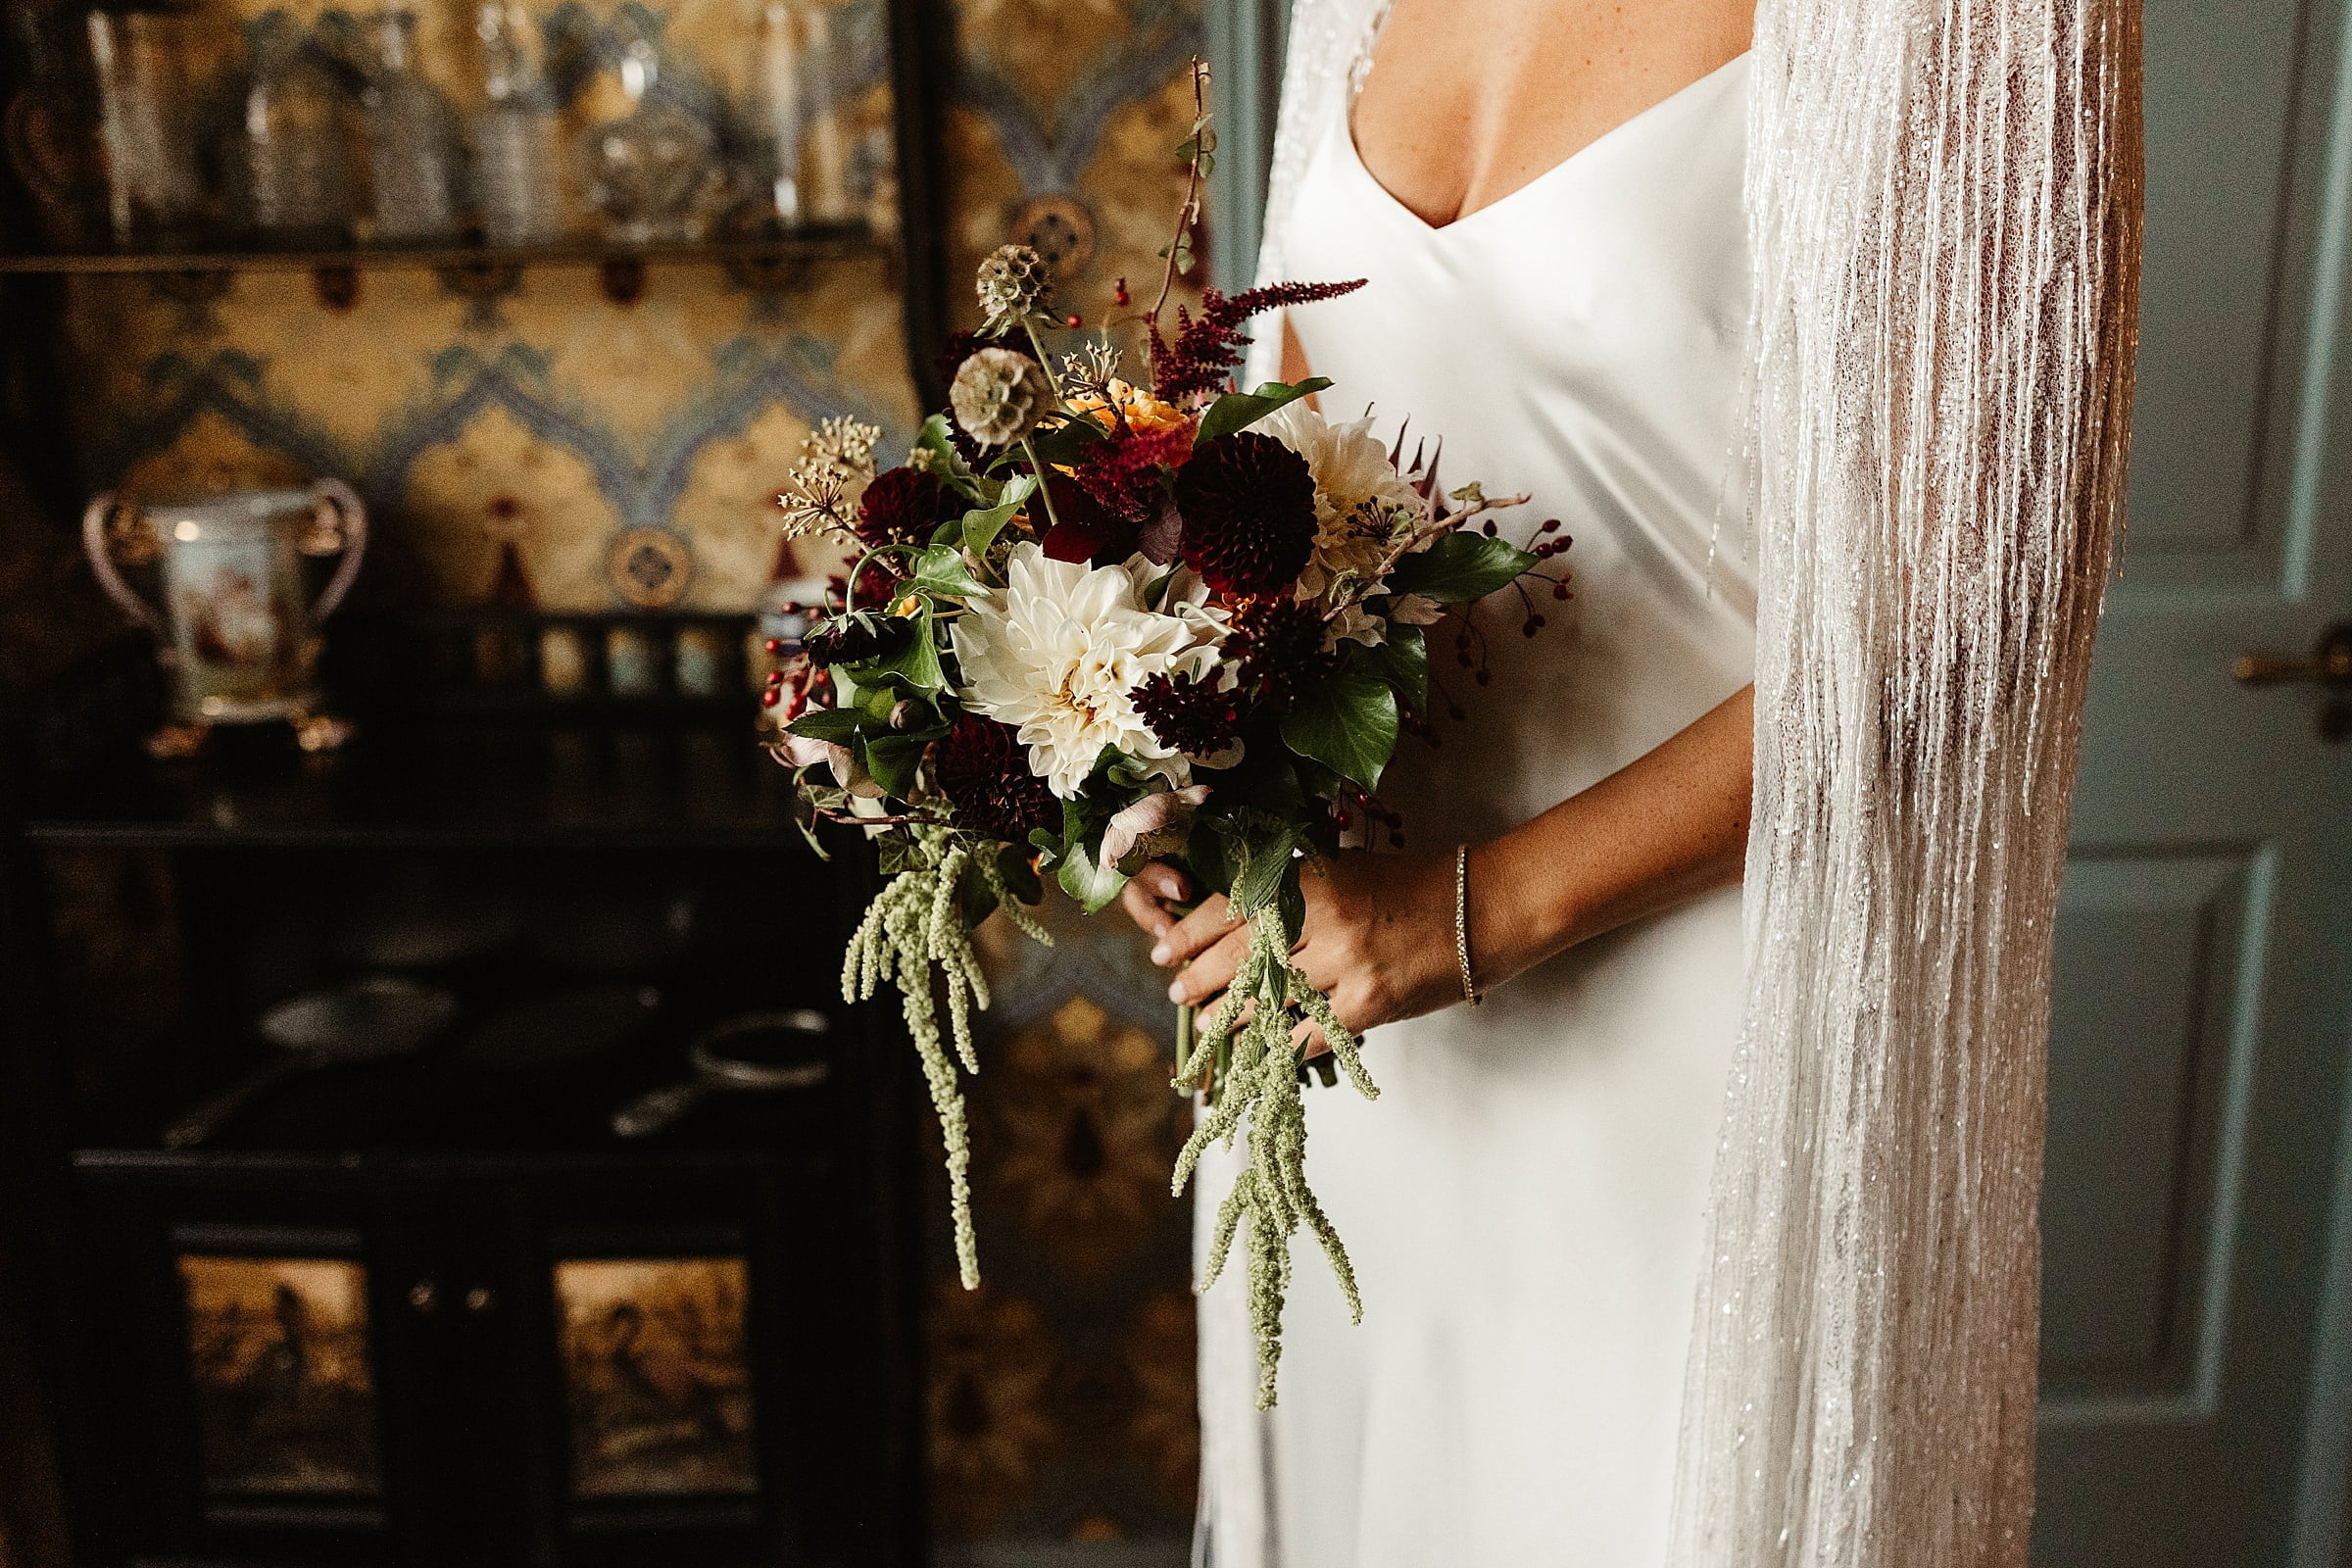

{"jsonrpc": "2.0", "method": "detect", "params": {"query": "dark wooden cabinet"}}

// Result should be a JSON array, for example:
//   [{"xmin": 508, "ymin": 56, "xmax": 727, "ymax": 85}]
[{"xmin": 0, "ymin": 674, "xmax": 927, "ymax": 1568}]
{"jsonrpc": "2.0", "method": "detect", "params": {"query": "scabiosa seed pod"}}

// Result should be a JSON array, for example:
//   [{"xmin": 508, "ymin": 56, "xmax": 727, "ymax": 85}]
[
  {"xmin": 950, "ymin": 346, "xmax": 1054, "ymax": 449},
  {"xmin": 1174, "ymin": 431, "xmax": 1318, "ymax": 597},
  {"xmin": 857, "ymin": 466, "xmax": 959, "ymax": 549},
  {"xmin": 1132, "ymin": 669, "xmax": 1245, "ymax": 756},
  {"xmin": 933, "ymin": 714, "xmax": 1058, "ymax": 841},
  {"xmin": 1226, "ymin": 596, "xmax": 1333, "ymax": 708},
  {"xmin": 976, "ymin": 243, "xmax": 1053, "ymax": 334}
]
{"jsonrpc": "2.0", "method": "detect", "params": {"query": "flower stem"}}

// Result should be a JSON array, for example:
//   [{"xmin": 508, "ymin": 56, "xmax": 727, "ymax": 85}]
[
  {"xmin": 1020, "ymin": 437, "xmax": 1063, "ymax": 532},
  {"xmin": 1023, "ymin": 319, "xmax": 1066, "ymax": 399}
]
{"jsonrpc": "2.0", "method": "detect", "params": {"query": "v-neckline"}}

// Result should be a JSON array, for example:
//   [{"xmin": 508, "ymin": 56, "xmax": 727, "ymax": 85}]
[{"xmin": 1343, "ymin": 48, "xmax": 1752, "ymax": 238}]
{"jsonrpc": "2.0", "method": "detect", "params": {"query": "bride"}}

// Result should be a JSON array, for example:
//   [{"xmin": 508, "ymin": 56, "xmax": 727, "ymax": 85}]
[{"xmin": 1119, "ymin": 0, "xmax": 2143, "ymax": 1563}]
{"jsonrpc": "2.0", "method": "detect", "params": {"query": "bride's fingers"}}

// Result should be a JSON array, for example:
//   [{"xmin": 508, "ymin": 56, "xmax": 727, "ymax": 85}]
[
  {"xmin": 1168, "ymin": 924, "xmax": 1250, "ymax": 1006},
  {"xmin": 1119, "ymin": 879, "xmax": 1172, "ymax": 938},
  {"xmin": 1150, "ymin": 893, "xmax": 1239, "ymax": 969}
]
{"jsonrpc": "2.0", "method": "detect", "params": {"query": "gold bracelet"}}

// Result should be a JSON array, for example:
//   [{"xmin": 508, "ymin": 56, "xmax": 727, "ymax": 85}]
[{"xmin": 1454, "ymin": 843, "xmax": 1482, "ymax": 1006}]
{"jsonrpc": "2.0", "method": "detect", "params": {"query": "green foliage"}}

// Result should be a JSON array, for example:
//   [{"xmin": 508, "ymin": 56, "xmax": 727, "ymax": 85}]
[
  {"xmin": 1387, "ymin": 531, "xmax": 1538, "ymax": 603},
  {"xmin": 1356, "ymin": 624, "xmax": 1428, "ymax": 715},
  {"xmin": 914, "ymin": 414, "xmax": 984, "ymax": 501},
  {"xmin": 907, "ymin": 543, "xmax": 987, "ymax": 598},
  {"xmin": 960, "ymin": 473, "xmax": 1034, "ymax": 558},
  {"xmin": 1281, "ymin": 673, "xmax": 1400, "ymax": 792},
  {"xmin": 1196, "ymin": 378, "xmax": 1333, "ymax": 445},
  {"xmin": 865, "ymin": 606, "xmax": 949, "ymax": 695},
  {"xmin": 1055, "ymin": 839, "xmax": 1129, "ymax": 912}
]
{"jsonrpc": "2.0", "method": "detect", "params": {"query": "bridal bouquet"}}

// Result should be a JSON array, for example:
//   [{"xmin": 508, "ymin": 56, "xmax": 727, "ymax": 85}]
[{"xmin": 768, "ymin": 74, "xmax": 1564, "ymax": 1404}]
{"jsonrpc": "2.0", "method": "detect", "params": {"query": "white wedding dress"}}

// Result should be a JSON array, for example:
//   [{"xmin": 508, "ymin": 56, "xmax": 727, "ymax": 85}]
[{"xmin": 1194, "ymin": 43, "xmax": 1759, "ymax": 1568}]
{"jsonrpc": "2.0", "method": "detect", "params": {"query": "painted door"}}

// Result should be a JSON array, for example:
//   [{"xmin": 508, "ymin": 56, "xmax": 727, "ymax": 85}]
[{"xmin": 2034, "ymin": 2, "xmax": 2352, "ymax": 1564}]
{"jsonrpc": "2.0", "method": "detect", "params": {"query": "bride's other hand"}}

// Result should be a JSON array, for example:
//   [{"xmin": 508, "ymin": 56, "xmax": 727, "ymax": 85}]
[
  {"xmin": 1120, "ymin": 855, "xmax": 1461, "ymax": 1034},
  {"xmin": 1111, "ymin": 683, "xmax": 1756, "ymax": 1037}
]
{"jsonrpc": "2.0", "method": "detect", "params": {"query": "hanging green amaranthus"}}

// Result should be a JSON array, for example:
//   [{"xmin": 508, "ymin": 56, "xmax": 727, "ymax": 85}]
[
  {"xmin": 842, "ymin": 823, "xmax": 1049, "ymax": 1288},
  {"xmin": 1171, "ymin": 877, "xmax": 1379, "ymax": 1408}
]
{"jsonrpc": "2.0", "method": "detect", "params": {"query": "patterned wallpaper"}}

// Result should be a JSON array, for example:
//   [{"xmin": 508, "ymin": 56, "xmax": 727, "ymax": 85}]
[{"xmin": 7, "ymin": 0, "xmax": 1208, "ymax": 1554}]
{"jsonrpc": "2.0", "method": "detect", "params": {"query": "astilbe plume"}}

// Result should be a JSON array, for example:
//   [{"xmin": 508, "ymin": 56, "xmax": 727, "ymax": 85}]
[
  {"xmin": 933, "ymin": 715, "xmax": 1058, "ymax": 842},
  {"xmin": 1131, "ymin": 669, "xmax": 1245, "ymax": 756},
  {"xmin": 1174, "ymin": 432, "xmax": 1318, "ymax": 596},
  {"xmin": 1148, "ymin": 279, "xmax": 1366, "ymax": 406},
  {"xmin": 1074, "ymin": 422, "xmax": 1195, "ymax": 528}
]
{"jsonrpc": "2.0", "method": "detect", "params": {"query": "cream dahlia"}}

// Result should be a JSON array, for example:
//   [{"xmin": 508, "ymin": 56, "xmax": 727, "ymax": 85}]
[
  {"xmin": 1260, "ymin": 402, "xmax": 1423, "ymax": 602},
  {"xmin": 951, "ymin": 543, "xmax": 1221, "ymax": 798}
]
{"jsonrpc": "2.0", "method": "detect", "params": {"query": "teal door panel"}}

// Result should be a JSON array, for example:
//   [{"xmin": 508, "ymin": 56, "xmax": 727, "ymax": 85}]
[{"xmin": 2038, "ymin": 2, "xmax": 2352, "ymax": 1563}]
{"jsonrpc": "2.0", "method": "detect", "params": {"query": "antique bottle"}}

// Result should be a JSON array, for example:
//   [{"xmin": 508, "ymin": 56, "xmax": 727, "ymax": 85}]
[
  {"xmin": 472, "ymin": 0, "xmax": 563, "ymax": 246},
  {"xmin": 364, "ymin": 9, "xmax": 461, "ymax": 242},
  {"xmin": 243, "ymin": 16, "xmax": 358, "ymax": 243}
]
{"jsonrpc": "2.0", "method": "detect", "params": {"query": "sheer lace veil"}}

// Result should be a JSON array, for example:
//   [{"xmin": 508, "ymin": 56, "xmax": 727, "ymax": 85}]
[{"xmin": 1212, "ymin": 1, "xmax": 2144, "ymax": 1564}]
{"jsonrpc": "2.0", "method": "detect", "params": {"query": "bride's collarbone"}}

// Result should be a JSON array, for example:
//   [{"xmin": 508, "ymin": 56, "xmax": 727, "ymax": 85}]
[{"xmin": 1351, "ymin": 0, "xmax": 1750, "ymax": 228}]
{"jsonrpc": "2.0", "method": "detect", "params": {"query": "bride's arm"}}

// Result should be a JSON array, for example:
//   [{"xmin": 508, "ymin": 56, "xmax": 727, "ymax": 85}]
[{"xmin": 1119, "ymin": 684, "xmax": 1754, "ymax": 1034}]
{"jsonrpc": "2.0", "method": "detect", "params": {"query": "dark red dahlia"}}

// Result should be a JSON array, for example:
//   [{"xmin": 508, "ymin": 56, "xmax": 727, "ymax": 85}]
[
  {"xmin": 1131, "ymin": 670, "xmax": 1245, "ymax": 756},
  {"xmin": 1175, "ymin": 432, "xmax": 1317, "ymax": 597},
  {"xmin": 1226, "ymin": 596, "xmax": 1332, "ymax": 708},
  {"xmin": 933, "ymin": 715, "xmax": 1058, "ymax": 842},
  {"xmin": 1037, "ymin": 471, "xmax": 1135, "ymax": 565},
  {"xmin": 856, "ymin": 466, "xmax": 958, "ymax": 549}
]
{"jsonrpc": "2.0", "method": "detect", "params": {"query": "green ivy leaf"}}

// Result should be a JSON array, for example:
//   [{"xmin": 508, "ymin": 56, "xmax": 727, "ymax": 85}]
[
  {"xmin": 908, "ymin": 543, "xmax": 987, "ymax": 598},
  {"xmin": 1355, "ymin": 623, "xmax": 1428, "ymax": 715},
  {"xmin": 1056, "ymin": 839, "xmax": 1130, "ymax": 913},
  {"xmin": 916, "ymin": 414, "xmax": 983, "ymax": 501},
  {"xmin": 957, "ymin": 474, "xmax": 1034, "ymax": 559},
  {"xmin": 1196, "ymin": 378, "xmax": 1334, "ymax": 445},
  {"xmin": 784, "ymin": 708, "xmax": 862, "ymax": 742},
  {"xmin": 1386, "ymin": 532, "xmax": 1537, "ymax": 604},
  {"xmin": 868, "ymin": 607, "xmax": 948, "ymax": 693},
  {"xmin": 859, "ymin": 733, "xmax": 926, "ymax": 799},
  {"xmin": 1280, "ymin": 672, "xmax": 1400, "ymax": 792}
]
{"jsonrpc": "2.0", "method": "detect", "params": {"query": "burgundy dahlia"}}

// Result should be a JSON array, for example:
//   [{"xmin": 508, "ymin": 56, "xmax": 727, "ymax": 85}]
[
  {"xmin": 1131, "ymin": 670, "xmax": 1245, "ymax": 756},
  {"xmin": 1174, "ymin": 431, "xmax": 1317, "ymax": 597},
  {"xmin": 933, "ymin": 715, "xmax": 1058, "ymax": 842},
  {"xmin": 1226, "ymin": 596, "xmax": 1332, "ymax": 708},
  {"xmin": 857, "ymin": 466, "xmax": 958, "ymax": 549}
]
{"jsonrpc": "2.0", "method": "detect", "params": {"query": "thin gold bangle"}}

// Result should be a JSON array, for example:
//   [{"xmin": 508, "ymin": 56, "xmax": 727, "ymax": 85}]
[{"xmin": 1454, "ymin": 843, "xmax": 1482, "ymax": 1006}]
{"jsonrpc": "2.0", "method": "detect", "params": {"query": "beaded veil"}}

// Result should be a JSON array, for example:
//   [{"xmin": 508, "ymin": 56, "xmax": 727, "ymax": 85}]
[{"xmin": 1211, "ymin": 2, "xmax": 2145, "ymax": 1563}]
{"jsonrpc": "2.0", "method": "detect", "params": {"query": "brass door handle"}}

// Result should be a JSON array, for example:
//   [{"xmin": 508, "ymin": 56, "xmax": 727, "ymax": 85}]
[{"xmin": 2233, "ymin": 622, "xmax": 2352, "ymax": 687}]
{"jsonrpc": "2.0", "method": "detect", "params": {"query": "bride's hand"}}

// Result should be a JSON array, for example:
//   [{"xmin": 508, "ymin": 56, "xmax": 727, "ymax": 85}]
[{"xmin": 1118, "ymin": 853, "xmax": 1463, "ymax": 1036}]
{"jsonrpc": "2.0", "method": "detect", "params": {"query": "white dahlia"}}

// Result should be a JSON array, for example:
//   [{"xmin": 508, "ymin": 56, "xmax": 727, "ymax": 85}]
[
  {"xmin": 1261, "ymin": 401, "xmax": 1424, "ymax": 602},
  {"xmin": 951, "ymin": 543, "xmax": 1220, "ymax": 798}
]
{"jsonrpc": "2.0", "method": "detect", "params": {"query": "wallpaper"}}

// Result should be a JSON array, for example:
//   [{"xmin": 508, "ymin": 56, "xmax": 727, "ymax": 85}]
[{"xmin": 13, "ymin": 0, "xmax": 1209, "ymax": 1553}]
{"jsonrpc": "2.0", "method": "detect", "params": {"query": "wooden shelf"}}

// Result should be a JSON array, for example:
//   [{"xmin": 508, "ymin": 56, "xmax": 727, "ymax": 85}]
[{"xmin": 0, "ymin": 229, "xmax": 891, "ymax": 274}]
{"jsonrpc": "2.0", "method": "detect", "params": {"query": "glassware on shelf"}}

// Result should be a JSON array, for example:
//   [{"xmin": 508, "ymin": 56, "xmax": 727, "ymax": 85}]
[
  {"xmin": 577, "ymin": 32, "xmax": 719, "ymax": 244},
  {"xmin": 77, "ymin": 11, "xmax": 209, "ymax": 249},
  {"xmin": 243, "ymin": 16, "xmax": 360, "ymax": 245},
  {"xmin": 472, "ymin": 0, "xmax": 564, "ymax": 247},
  {"xmin": 363, "ymin": 9, "xmax": 461, "ymax": 243},
  {"xmin": 793, "ymin": 2, "xmax": 856, "ymax": 226},
  {"xmin": 741, "ymin": 0, "xmax": 808, "ymax": 226}
]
